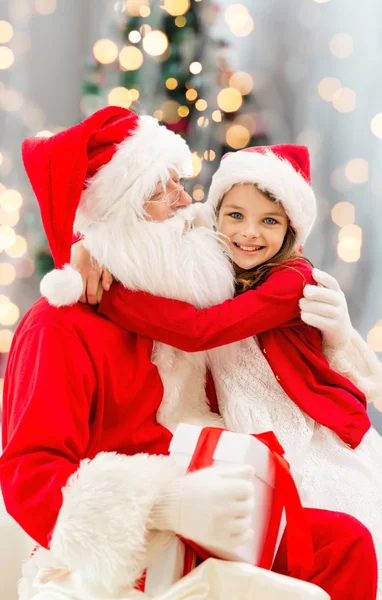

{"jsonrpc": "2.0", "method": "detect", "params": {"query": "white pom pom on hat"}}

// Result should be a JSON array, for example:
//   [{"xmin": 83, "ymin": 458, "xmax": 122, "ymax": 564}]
[{"xmin": 40, "ymin": 264, "xmax": 83, "ymax": 307}]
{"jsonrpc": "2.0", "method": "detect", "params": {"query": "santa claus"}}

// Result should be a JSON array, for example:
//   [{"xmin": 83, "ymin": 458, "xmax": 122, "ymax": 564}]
[{"xmin": 0, "ymin": 107, "xmax": 378, "ymax": 600}]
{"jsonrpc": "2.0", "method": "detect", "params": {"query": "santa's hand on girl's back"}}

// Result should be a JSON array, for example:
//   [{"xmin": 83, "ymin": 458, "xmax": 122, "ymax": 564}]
[
  {"xmin": 70, "ymin": 240, "xmax": 113, "ymax": 305},
  {"xmin": 299, "ymin": 268, "xmax": 352, "ymax": 349}
]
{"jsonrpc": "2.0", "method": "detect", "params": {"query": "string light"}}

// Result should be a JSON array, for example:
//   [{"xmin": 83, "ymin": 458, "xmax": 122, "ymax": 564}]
[
  {"xmin": 175, "ymin": 16, "xmax": 187, "ymax": 27},
  {"xmin": 178, "ymin": 105, "xmax": 190, "ymax": 117},
  {"xmin": 0, "ymin": 190, "xmax": 23, "ymax": 212},
  {"xmin": 329, "ymin": 33, "xmax": 353, "ymax": 58},
  {"xmin": 128, "ymin": 30, "xmax": 141, "ymax": 44},
  {"xmin": 93, "ymin": 39, "xmax": 118, "ymax": 64},
  {"xmin": 0, "ymin": 47, "xmax": 14, "ymax": 69},
  {"xmin": 107, "ymin": 87, "xmax": 132, "ymax": 108},
  {"xmin": 317, "ymin": 77, "xmax": 341, "ymax": 102},
  {"xmin": 225, "ymin": 4, "xmax": 254, "ymax": 37},
  {"xmin": 34, "ymin": 0, "xmax": 57, "ymax": 15},
  {"xmin": 331, "ymin": 202, "xmax": 355, "ymax": 227},
  {"xmin": 197, "ymin": 116, "xmax": 209, "ymax": 128},
  {"xmin": 6, "ymin": 235, "xmax": 28, "ymax": 258},
  {"xmin": 195, "ymin": 99, "xmax": 208, "ymax": 111},
  {"xmin": 204, "ymin": 150, "xmax": 216, "ymax": 161},
  {"xmin": 119, "ymin": 45, "xmax": 144, "ymax": 70},
  {"xmin": 212, "ymin": 110, "xmax": 222, "ymax": 122},
  {"xmin": 0, "ymin": 226, "xmax": 16, "ymax": 250},
  {"xmin": 142, "ymin": 31, "xmax": 169, "ymax": 56},
  {"xmin": 344, "ymin": 159, "xmax": 368, "ymax": 184},
  {"xmin": 367, "ymin": 322, "xmax": 382, "ymax": 353},
  {"xmin": 226, "ymin": 124, "xmax": 250, "ymax": 149},
  {"xmin": 0, "ymin": 329, "xmax": 13, "ymax": 353},
  {"xmin": 217, "ymin": 87, "xmax": 242, "ymax": 112},
  {"xmin": 371, "ymin": 113, "xmax": 382, "ymax": 139},
  {"xmin": 332, "ymin": 88, "xmax": 356, "ymax": 113},
  {"xmin": 166, "ymin": 77, "xmax": 178, "ymax": 90},
  {"xmin": 191, "ymin": 152, "xmax": 202, "ymax": 177},
  {"xmin": 0, "ymin": 21, "xmax": 14, "ymax": 43},
  {"xmin": 161, "ymin": 100, "xmax": 181, "ymax": 124},
  {"xmin": 0, "ymin": 263, "xmax": 16, "ymax": 285},
  {"xmin": 185, "ymin": 88, "xmax": 198, "ymax": 101},
  {"xmin": 163, "ymin": 0, "xmax": 190, "ymax": 16},
  {"xmin": 229, "ymin": 72, "xmax": 253, "ymax": 95},
  {"xmin": 189, "ymin": 61, "xmax": 202, "ymax": 75}
]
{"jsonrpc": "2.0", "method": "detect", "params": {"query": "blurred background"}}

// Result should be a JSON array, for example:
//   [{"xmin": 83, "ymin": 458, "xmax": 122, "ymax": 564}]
[
  {"xmin": 0, "ymin": 1, "xmax": 381, "ymax": 596},
  {"xmin": 0, "ymin": 0, "xmax": 381, "ymax": 415}
]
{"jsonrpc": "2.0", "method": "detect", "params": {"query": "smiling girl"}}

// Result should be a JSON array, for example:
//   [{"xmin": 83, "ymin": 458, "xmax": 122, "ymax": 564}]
[{"xmin": 88, "ymin": 144, "xmax": 382, "ymax": 596}]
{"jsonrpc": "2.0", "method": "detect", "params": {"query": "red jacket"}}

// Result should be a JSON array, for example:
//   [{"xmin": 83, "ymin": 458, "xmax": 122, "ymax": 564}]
[
  {"xmin": 98, "ymin": 260, "xmax": 370, "ymax": 449},
  {"xmin": 0, "ymin": 299, "xmax": 172, "ymax": 547}
]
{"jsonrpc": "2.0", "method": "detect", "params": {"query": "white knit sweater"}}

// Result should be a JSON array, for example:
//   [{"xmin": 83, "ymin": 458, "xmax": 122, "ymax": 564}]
[{"xmin": 208, "ymin": 337, "xmax": 382, "ymax": 598}]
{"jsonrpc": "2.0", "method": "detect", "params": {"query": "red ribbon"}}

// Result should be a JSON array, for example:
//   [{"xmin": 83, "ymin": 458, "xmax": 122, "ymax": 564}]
[{"xmin": 182, "ymin": 427, "xmax": 314, "ymax": 578}]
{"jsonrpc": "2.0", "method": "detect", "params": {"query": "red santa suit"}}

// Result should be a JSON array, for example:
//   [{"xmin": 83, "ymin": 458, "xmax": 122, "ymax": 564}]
[{"xmin": 0, "ymin": 117, "xmax": 378, "ymax": 600}]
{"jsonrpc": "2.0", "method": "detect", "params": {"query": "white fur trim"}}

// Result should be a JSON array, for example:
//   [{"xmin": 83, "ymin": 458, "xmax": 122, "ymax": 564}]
[
  {"xmin": 207, "ymin": 150, "xmax": 317, "ymax": 246},
  {"xmin": 74, "ymin": 116, "xmax": 192, "ymax": 232},
  {"xmin": 19, "ymin": 452, "xmax": 178, "ymax": 599},
  {"xmin": 40, "ymin": 264, "xmax": 83, "ymax": 307},
  {"xmin": 82, "ymin": 205, "xmax": 234, "ymax": 310},
  {"xmin": 324, "ymin": 329, "xmax": 382, "ymax": 407}
]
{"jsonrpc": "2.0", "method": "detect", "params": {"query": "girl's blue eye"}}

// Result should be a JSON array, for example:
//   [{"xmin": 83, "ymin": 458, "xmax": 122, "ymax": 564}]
[
  {"xmin": 264, "ymin": 217, "xmax": 277, "ymax": 225},
  {"xmin": 229, "ymin": 212, "xmax": 243, "ymax": 219}
]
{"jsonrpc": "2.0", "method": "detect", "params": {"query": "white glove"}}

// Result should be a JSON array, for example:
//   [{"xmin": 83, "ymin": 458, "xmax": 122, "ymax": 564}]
[
  {"xmin": 299, "ymin": 268, "xmax": 353, "ymax": 349},
  {"xmin": 150, "ymin": 465, "xmax": 254, "ymax": 554}
]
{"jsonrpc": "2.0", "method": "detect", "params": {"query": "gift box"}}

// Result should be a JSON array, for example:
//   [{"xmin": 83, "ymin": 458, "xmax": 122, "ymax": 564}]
[
  {"xmin": 142, "ymin": 537, "xmax": 196, "ymax": 597},
  {"xmin": 169, "ymin": 424, "xmax": 310, "ymax": 574}
]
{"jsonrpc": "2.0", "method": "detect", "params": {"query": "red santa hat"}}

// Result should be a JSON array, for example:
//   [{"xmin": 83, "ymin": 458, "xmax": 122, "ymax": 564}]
[
  {"xmin": 207, "ymin": 144, "xmax": 317, "ymax": 246},
  {"xmin": 22, "ymin": 106, "xmax": 192, "ymax": 306}
]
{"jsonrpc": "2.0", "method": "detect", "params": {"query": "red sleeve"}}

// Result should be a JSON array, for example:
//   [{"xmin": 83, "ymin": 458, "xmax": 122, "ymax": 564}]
[
  {"xmin": 98, "ymin": 261, "xmax": 314, "ymax": 352},
  {"xmin": 0, "ymin": 324, "xmax": 95, "ymax": 547}
]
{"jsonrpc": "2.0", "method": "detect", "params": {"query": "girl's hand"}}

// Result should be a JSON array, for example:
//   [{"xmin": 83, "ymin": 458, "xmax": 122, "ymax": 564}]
[
  {"xmin": 299, "ymin": 268, "xmax": 352, "ymax": 349},
  {"xmin": 70, "ymin": 240, "xmax": 113, "ymax": 305}
]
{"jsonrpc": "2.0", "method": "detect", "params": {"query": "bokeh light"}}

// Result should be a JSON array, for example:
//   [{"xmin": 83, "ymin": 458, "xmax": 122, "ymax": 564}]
[
  {"xmin": 189, "ymin": 61, "xmax": 202, "ymax": 75},
  {"xmin": 0, "ymin": 226, "xmax": 16, "ymax": 250},
  {"xmin": 163, "ymin": 0, "xmax": 190, "ymax": 16},
  {"xmin": 0, "ymin": 190, "xmax": 23, "ymax": 212},
  {"xmin": 119, "ymin": 45, "xmax": 144, "ymax": 70},
  {"xmin": 331, "ymin": 202, "xmax": 355, "ymax": 226},
  {"xmin": 344, "ymin": 159, "xmax": 368, "ymax": 184},
  {"xmin": 185, "ymin": 88, "xmax": 198, "ymax": 101},
  {"xmin": 217, "ymin": 87, "xmax": 243, "ymax": 112},
  {"xmin": 0, "ymin": 329, "xmax": 13, "ymax": 353},
  {"xmin": 317, "ymin": 77, "xmax": 341, "ymax": 102},
  {"xmin": 0, "ymin": 47, "xmax": 14, "ymax": 69},
  {"xmin": 229, "ymin": 72, "xmax": 253, "ymax": 95},
  {"xmin": 329, "ymin": 33, "xmax": 353, "ymax": 58},
  {"xmin": 6, "ymin": 235, "xmax": 28, "ymax": 258},
  {"xmin": 0, "ymin": 263, "xmax": 16, "ymax": 285},
  {"xmin": 226, "ymin": 124, "xmax": 250, "ymax": 149},
  {"xmin": 93, "ymin": 39, "xmax": 118, "ymax": 64},
  {"xmin": 371, "ymin": 113, "xmax": 382, "ymax": 139},
  {"xmin": 367, "ymin": 322, "xmax": 382, "ymax": 353},
  {"xmin": 225, "ymin": 4, "xmax": 254, "ymax": 37},
  {"xmin": 0, "ymin": 21, "xmax": 14, "ymax": 44},
  {"xmin": 191, "ymin": 152, "xmax": 202, "ymax": 177},
  {"xmin": 332, "ymin": 88, "xmax": 356, "ymax": 113},
  {"xmin": 107, "ymin": 87, "xmax": 132, "ymax": 108},
  {"xmin": 35, "ymin": 0, "xmax": 57, "ymax": 15},
  {"xmin": 195, "ymin": 99, "xmax": 208, "ymax": 111},
  {"xmin": 142, "ymin": 31, "xmax": 169, "ymax": 56}
]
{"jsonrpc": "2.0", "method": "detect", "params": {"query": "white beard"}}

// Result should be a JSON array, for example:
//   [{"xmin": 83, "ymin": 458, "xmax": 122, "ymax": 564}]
[{"xmin": 83, "ymin": 205, "xmax": 235, "ymax": 431}]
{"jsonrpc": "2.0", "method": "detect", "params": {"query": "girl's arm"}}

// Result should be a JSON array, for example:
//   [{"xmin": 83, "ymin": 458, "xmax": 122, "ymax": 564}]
[{"xmin": 98, "ymin": 261, "xmax": 313, "ymax": 352}]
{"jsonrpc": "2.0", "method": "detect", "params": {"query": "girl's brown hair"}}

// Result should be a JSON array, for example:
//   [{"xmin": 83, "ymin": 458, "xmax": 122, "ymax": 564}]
[{"xmin": 217, "ymin": 187, "xmax": 311, "ymax": 295}]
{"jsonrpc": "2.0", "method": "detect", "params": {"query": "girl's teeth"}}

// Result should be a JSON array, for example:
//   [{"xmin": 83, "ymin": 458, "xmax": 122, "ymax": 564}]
[{"xmin": 236, "ymin": 244, "xmax": 262, "ymax": 251}]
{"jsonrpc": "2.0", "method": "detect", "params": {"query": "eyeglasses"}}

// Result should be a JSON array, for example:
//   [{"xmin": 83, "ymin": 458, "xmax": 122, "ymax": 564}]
[{"xmin": 146, "ymin": 179, "xmax": 190, "ymax": 207}]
